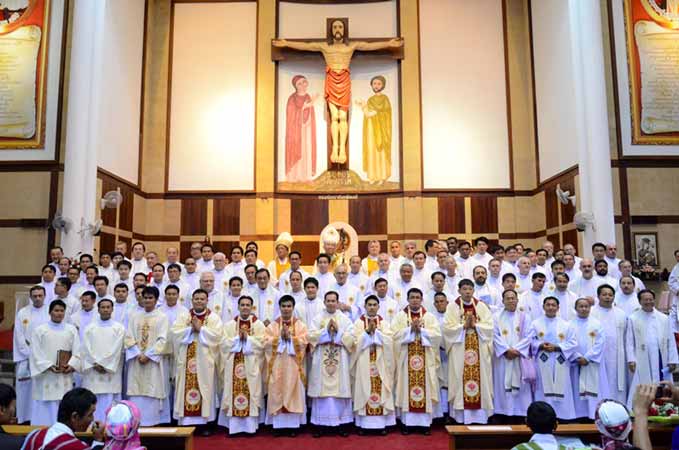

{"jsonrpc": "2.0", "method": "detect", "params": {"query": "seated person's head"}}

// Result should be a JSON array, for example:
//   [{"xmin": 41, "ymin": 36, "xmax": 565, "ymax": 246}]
[
  {"xmin": 526, "ymin": 401, "xmax": 557, "ymax": 434},
  {"xmin": 0, "ymin": 383, "xmax": 16, "ymax": 425},
  {"xmin": 58, "ymin": 388, "xmax": 98, "ymax": 432},
  {"xmin": 104, "ymin": 400, "xmax": 144, "ymax": 450}
]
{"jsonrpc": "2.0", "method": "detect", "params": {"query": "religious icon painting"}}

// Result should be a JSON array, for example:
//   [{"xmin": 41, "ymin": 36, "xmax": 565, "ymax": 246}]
[
  {"xmin": 277, "ymin": 59, "xmax": 402, "ymax": 193},
  {"xmin": 0, "ymin": 0, "xmax": 52, "ymax": 148},
  {"xmin": 613, "ymin": 0, "xmax": 679, "ymax": 145}
]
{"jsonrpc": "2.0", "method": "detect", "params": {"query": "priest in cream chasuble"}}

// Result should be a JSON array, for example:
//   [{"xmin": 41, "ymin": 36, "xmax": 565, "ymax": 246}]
[
  {"xmin": 171, "ymin": 289, "xmax": 223, "ymax": 426},
  {"xmin": 219, "ymin": 295, "xmax": 266, "ymax": 435},
  {"xmin": 443, "ymin": 279, "xmax": 494, "ymax": 424},
  {"xmin": 392, "ymin": 287, "xmax": 441, "ymax": 432},
  {"xmin": 350, "ymin": 295, "xmax": 395, "ymax": 431}
]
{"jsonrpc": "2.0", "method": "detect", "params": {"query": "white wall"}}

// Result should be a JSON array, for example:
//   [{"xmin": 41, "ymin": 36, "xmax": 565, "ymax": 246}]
[
  {"xmin": 167, "ymin": 2, "xmax": 257, "ymax": 191},
  {"xmin": 531, "ymin": 0, "xmax": 579, "ymax": 182},
  {"xmin": 278, "ymin": 1, "xmax": 398, "ymax": 39},
  {"xmin": 0, "ymin": 0, "xmax": 66, "ymax": 161},
  {"xmin": 95, "ymin": 0, "xmax": 145, "ymax": 184},
  {"xmin": 420, "ymin": 0, "xmax": 510, "ymax": 189}
]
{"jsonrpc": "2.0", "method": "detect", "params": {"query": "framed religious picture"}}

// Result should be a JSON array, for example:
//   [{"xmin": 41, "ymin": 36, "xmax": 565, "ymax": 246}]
[
  {"xmin": 620, "ymin": 0, "xmax": 679, "ymax": 145},
  {"xmin": 633, "ymin": 232, "xmax": 659, "ymax": 268},
  {"xmin": 0, "ymin": 0, "xmax": 53, "ymax": 149}
]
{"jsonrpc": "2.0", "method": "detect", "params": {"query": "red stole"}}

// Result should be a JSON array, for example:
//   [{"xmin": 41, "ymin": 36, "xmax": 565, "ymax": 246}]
[
  {"xmin": 183, "ymin": 309, "xmax": 210, "ymax": 417},
  {"xmin": 455, "ymin": 298, "xmax": 482, "ymax": 410},
  {"xmin": 404, "ymin": 307, "xmax": 427, "ymax": 413},
  {"xmin": 232, "ymin": 315, "xmax": 256, "ymax": 417}
]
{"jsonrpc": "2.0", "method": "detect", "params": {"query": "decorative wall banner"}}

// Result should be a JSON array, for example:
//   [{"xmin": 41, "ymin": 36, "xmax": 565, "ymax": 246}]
[
  {"xmin": 0, "ymin": 0, "xmax": 51, "ymax": 149},
  {"xmin": 622, "ymin": 0, "xmax": 679, "ymax": 144}
]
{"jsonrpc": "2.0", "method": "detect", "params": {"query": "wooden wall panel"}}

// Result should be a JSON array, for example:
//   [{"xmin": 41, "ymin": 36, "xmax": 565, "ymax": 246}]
[
  {"xmin": 562, "ymin": 229, "xmax": 578, "ymax": 254},
  {"xmin": 349, "ymin": 198, "xmax": 387, "ymax": 235},
  {"xmin": 545, "ymin": 186, "xmax": 559, "ymax": 230},
  {"xmin": 213, "ymin": 241, "xmax": 241, "ymax": 257},
  {"xmin": 547, "ymin": 232, "xmax": 560, "ymax": 249},
  {"xmin": 290, "ymin": 199, "xmax": 328, "ymax": 236},
  {"xmin": 180, "ymin": 242, "xmax": 193, "ymax": 261},
  {"xmin": 559, "ymin": 177, "xmax": 576, "ymax": 224},
  {"xmin": 101, "ymin": 177, "xmax": 134, "ymax": 232},
  {"xmin": 180, "ymin": 199, "xmax": 207, "ymax": 235},
  {"xmin": 470, "ymin": 197, "xmax": 498, "ymax": 234},
  {"xmin": 358, "ymin": 240, "xmax": 388, "ymax": 259},
  {"xmin": 438, "ymin": 197, "xmax": 466, "ymax": 234},
  {"xmin": 291, "ymin": 241, "xmax": 321, "ymax": 266},
  {"xmin": 100, "ymin": 232, "xmax": 116, "ymax": 254},
  {"xmin": 213, "ymin": 199, "xmax": 240, "ymax": 236}
]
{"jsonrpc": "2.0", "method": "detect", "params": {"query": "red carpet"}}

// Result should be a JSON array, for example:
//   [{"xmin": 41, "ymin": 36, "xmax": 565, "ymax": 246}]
[{"xmin": 193, "ymin": 425, "xmax": 448, "ymax": 450}]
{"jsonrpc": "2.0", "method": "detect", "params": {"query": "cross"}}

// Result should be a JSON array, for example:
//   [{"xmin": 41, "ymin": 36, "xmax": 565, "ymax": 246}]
[{"xmin": 272, "ymin": 17, "xmax": 403, "ymax": 171}]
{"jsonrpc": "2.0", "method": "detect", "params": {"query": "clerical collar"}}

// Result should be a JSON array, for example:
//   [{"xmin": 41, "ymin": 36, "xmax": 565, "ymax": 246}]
[
  {"xmin": 239, "ymin": 315, "xmax": 251, "ymax": 321},
  {"xmin": 306, "ymin": 297, "xmax": 317, "ymax": 301},
  {"xmin": 98, "ymin": 317, "xmax": 113, "ymax": 326},
  {"xmin": 462, "ymin": 299, "xmax": 474, "ymax": 305},
  {"xmin": 193, "ymin": 309, "xmax": 207, "ymax": 317},
  {"xmin": 48, "ymin": 320, "xmax": 65, "ymax": 329}
]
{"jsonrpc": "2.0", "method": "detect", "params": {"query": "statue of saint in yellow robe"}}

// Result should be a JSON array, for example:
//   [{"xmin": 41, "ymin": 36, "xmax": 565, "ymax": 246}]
[{"xmin": 359, "ymin": 80, "xmax": 392, "ymax": 184}]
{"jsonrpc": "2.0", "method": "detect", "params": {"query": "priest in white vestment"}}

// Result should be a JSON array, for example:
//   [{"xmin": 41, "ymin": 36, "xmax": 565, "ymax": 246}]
[
  {"xmin": 424, "ymin": 272, "xmax": 447, "ymax": 313},
  {"xmin": 430, "ymin": 292, "xmax": 450, "ymax": 420},
  {"xmin": 195, "ymin": 272, "xmax": 226, "ymax": 319},
  {"xmin": 527, "ymin": 296, "xmax": 578, "ymax": 420},
  {"xmin": 551, "ymin": 273, "xmax": 577, "ymax": 321},
  {"xmin": 615, "ymin": 276, "xmax": 641, "ymax": 315},
  {"xmin": 313, "ymin": 254, "xmax": 335, "ymax": 298},
  {"xmin": 350, "ymin": 295, "xmax": 395, "ymax": 432},
  {"xmin": 329, "ymin": 264, "xmax": 361, "ymax": 321},
  {"xmin": 297, "ymin": 278, "xmax": 324, "ymax": 327},
  {"xmin": 626, "ymin": 289, "xmax": 679, "ymax": 408},
  {"xmin": 518, "ymin": 273, "xmax": 547, "ymax": 323},
  {"xmin": 367, "ymin": 253, "xmax": 396, "ymax": 297},
  {"xmin": 13, "ymin": 286, "xmax": 49, "ymax": 423},
  {"xmin": 591, "ymin": 285, "xmax": 628, "ymax": 403},
  {"xmin": 251, "ymin": 269, "xmax": 280, "ymax": 325},
  {"xmin": 171, "ymin": 289, "xmax": 223, "ymax": 431},
  {"xmin": 392, "ymin": 287, "xmax": 441, "ymax": 434},
  {"xmin": 492, "ymin": 289, "xmax": 532, "ymax": 418},
  {"xmin": 29, "ymin": 300, "xmax": 81, "ymax": 425},
  {"xmin": 374, "ymin": 277, "xmax": 399, "ymax": 324},
  {"xmin": 124, "ymin": 286, "xmax": 169, "ymax": 426},
  {"xmin": 159, "ymin": 284, "xmax": 189, "ymax": 417},
  {"xmin": 472, "ymin": 266, "xmax": 501, "ymax": 313},
  {"xmin": 277, "ymin": 251, "xmax": 309, "ymax": 293},
  {"xmin": 443, "ymin": 279, "xmax": 494, "ymax": 424},
  {"xmin": 348, "ymin": 255, "xmax": 370, "ymax": 296},
  {"xmin": 514, "ymin": 257, "xmax": 532, "ymax": 294},
  {"xmin": 219, "ymin": 296, "xmax": 266, "ymax": 434},
  {"xmin": 307, "ymin": 291, "xmax": 355, "ymax": 436},
  {"xmin": 81, "ymin": 298, "xmax": 125, "ymax": 421},
  {"xmin": 392, "ymin": 264, "xmax": 423, "ymax": 309},
  {"xmin": 569, "ymin": 298, "xmax": 607, "ymax": 419}
]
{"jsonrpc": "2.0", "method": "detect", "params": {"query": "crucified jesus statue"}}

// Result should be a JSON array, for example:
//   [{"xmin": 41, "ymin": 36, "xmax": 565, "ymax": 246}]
[{"xmin": 273, "ymin": 18, "xmax": 403, "ymax": 165}]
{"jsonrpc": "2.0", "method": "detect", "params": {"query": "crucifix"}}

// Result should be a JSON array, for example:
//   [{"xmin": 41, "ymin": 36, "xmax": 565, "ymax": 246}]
[{"xmin": 272, "ymin": 18, "xmax": 403, "ymax": 170}]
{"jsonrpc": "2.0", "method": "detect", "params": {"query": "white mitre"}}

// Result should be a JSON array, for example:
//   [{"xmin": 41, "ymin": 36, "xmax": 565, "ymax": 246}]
[
  {"xmin": 322, "ymin": 227, "xmax": 340, "ymax": 246},
  {"xmin": 275, "ymin": 232, "xmax": 294, "ymax": 250}
]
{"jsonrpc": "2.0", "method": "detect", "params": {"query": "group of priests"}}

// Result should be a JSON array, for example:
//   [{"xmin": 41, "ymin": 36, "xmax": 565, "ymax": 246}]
[{"xmin": 12, "ymin": 230, "xmax": 679, "ymax": 436}]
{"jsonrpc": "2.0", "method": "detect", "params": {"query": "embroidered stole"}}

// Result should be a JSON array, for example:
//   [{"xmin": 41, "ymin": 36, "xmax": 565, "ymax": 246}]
[
  {"xmin": 498, "ymin": 311, "xmax": 522, "ymax": 393},
  {"xmin": 456, "ymin": 299, "xmax": 482, "ymax": 409},
  {"xmin": 405, "ymin": 307, "xmax": 426, "ymax": 412},
  {"xmin": 183, "ymin": 309, "xmax": 210, "ymax": 416},
  {"xmin": 536, "ymin": 319, "xmax": 567, "ymax": 398},
  {"xmin": 232, "ymin": 316, "xmax": 256, "ymax": 417},
  {"xmin": 362, "ymin": 314, "xmax": 384, "ymax": 415}
]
